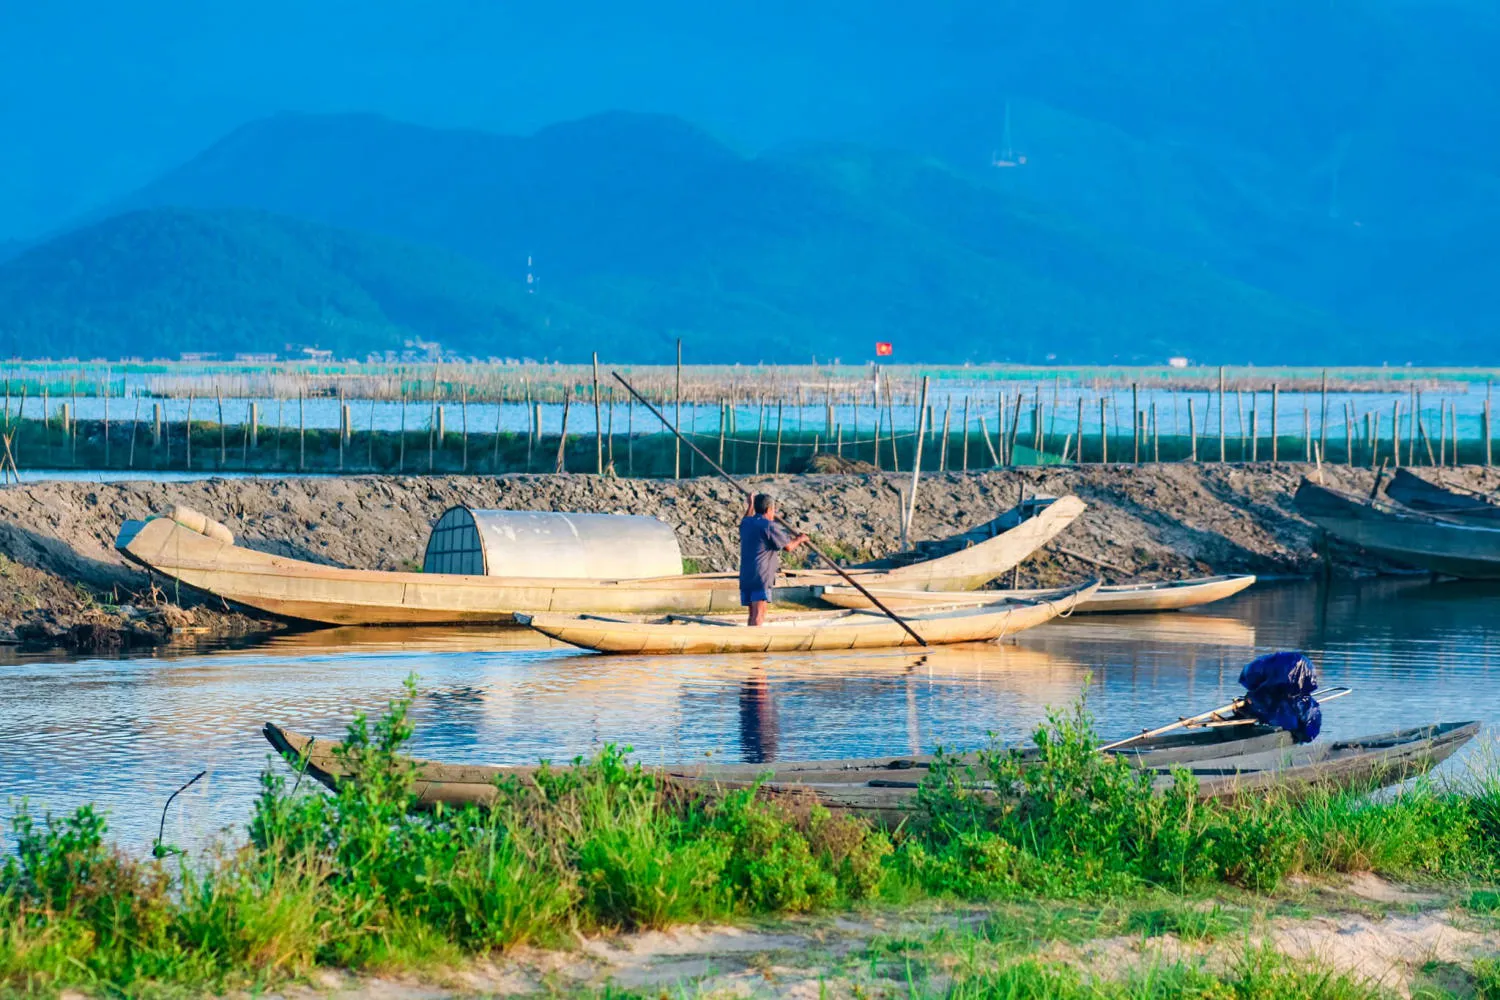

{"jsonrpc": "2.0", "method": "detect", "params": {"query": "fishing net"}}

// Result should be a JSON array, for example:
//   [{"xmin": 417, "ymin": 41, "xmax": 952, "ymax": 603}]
[{"xmin": 1236, "ymin": 651, "xmax": 1322, "ymax": 743}]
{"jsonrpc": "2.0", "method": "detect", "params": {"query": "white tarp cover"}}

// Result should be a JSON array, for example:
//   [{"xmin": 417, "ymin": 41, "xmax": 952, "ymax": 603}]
[{"xmin": 423, "ymin": 507, "xmax": 683, "ymax": 579}]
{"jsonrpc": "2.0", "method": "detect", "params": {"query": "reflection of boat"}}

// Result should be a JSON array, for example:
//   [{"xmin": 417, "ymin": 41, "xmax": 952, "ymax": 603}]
[
  {"xmin": 819, "ymin": 575, "xmax": 1256, "ymax": 614},
  {"xmin": 1385, "ymin": 469, "xmax": 1500, "ymax": 525},
  {"xmin": 1016, "ymin": 613, "xmax": 1257, "ymax": 648},
  {"xmin": 113, "ymin": 497, "xmax": 1086, "ymax": 626},
  {"xmin": 1296, "ymin": 479, "xmax": 1500, "ymax": 578},
  {"xmin": 264, "ymin": 720, "xmax": 1477, "ymax": 824},
  {"xmin": 516, "ymin": 582, "xmax": 1099, "ymax": 655},
  {"xmin": 250, "ymin": 626, "xmax": 568, "ymax": 654}
]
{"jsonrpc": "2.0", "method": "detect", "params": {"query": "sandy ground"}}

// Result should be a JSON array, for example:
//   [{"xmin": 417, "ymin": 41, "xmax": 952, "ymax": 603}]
[
  {"xmin": 2, "ymin": 463, "xmax": 1486, "ymax": 649},
  {"xmin": 162, "ymin": 875, "xmax": 1495, "ymax": 999}
]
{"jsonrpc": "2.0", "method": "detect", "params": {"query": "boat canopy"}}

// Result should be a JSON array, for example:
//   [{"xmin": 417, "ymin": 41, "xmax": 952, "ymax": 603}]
[{"xmin": 421, "ymin": 507, "xmax": 683, "ymax": 579}]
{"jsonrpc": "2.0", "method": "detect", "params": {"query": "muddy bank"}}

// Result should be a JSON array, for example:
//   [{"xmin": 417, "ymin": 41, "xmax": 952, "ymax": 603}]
[{"xmin": 0, "ymin": 463, "xmax": 1465, "ymax": 646}]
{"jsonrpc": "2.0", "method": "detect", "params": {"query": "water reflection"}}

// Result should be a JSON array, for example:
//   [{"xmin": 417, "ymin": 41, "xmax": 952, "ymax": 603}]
[{"xmin": 2, "ymin": 578, "xmax": 1499, "ymax": 853}]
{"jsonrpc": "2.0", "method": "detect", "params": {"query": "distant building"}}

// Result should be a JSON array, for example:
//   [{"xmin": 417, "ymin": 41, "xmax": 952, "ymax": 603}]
[{"xmin": 1168, "ymin": 357, "xmax": 1190, "ymax": 368}]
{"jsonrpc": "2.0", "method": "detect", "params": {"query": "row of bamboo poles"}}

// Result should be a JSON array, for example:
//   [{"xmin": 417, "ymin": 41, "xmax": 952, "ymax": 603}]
[
  {"xmin": 0, "ymin": 357, "xmax": 1488, "ymax": 405},
  {"xmin": 1, "ymin": 363, "xmax": 1495, "ymax": 479}
]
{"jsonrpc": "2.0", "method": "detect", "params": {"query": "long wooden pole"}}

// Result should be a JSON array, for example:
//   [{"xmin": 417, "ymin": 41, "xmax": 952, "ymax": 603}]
[
  {"xmin": 906, "ymin": 376, "xmax": 930, "ymax": 543},
  {"xmin": 614, "ymin": 371, "xmax": 928, "ymax": 646}
]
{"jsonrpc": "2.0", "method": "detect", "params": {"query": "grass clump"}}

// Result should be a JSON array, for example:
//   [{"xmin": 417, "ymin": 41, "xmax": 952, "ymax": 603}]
[
  {"xmin": 4, "ymin": 678, "xmax": 1500, "ymax": 995},
  {"xmin": 902, "ymin": 698, "xmax": 1498, "ymax": 902}
]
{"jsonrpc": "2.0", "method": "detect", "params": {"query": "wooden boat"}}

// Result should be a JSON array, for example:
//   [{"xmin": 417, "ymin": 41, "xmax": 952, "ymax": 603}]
[
  {"xmin": 262, "ymin": 720, "xmax": 1477, "ymax": 825},
  {"xmin": 113, "ymin": 496, "xmax": 1086, "ymax": 626},
  {"xmin": 818, "ymin": 575, "xmax": 1257, "ymax": 614},
  {"xmin": 263, "ymin": 719, "xmax": 1292, "ymax": 812},
  {"xmin": 514, "ymin": 581, "xmax": 1099, "ymax": 654},
  {"xmin": 1295, "ymin": 479, "xmax": 1500, "ymax": 579},
  {"xmin": 1385, "ymin": 469, "xmax": 1500, "ymax": 525}
]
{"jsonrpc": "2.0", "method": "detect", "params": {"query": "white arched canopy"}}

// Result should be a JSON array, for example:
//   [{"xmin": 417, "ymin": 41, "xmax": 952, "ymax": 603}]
[{"xmin": 423, "ymin": 508, "xmax": 683, "ymax": 580}]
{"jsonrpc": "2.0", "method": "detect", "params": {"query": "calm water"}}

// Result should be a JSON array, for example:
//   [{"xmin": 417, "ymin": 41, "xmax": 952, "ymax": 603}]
[{"xmin": 3, "ymin": 578, "xmax": 1499, "ymax": 854}]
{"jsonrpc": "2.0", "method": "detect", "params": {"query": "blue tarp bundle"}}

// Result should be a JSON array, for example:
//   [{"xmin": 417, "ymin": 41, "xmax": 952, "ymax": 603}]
[{"xmin": 1237, "ymin": 651, "xmax": 1322, "ymax": 743}]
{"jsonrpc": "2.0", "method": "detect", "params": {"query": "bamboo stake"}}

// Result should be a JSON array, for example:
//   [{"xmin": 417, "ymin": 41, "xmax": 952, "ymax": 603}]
[
  {"xmin": 718, "ymin": 401, "xmax": 727, "ymax": 468},
  {"xmin": 906, "ymin": 377, "xmax": 930, "ymax": 545},
  {"xmin": 961, "ymin": 396, "xmax": 970, "ymax": 472},
  {"xmin": 1008, "ymin": 393, "xmax": 1023, "ymax": 465},
  {"xmin": 1075, "ymin": 397, "xmax": 1084, "ymax": 463},
  {"xmin": 398, "ymin": 386, "xmax": 406, "ymax": 473},
  {"xmin": 775, "ymin": 400, "xmax": 784, "ymax": 473},
  {"xmin": 756, "ymin": 400, "xmax": 766, "ymax": 473},
  {"xmin": 1392, "ymin": 399, "xmax": 1401, "ymax": 469},
  {"xmin": 592, "ymin": 352, "xmax": 603, "ymax": 475},
  {"xmin": 1132, "ymin": 383, "xmax": 1140, "ymax": 463},
  {"xmin": 1151, "ymin": 401, "xmax": 1159, "ymax": 462},
  {"xmin": 978, "ymin": 415, "xmax": 1000, "ymax": 465},
  {"xmin": 1217, "ymin": 366, "xmax": 1225, "ymax": 463},
  {"xmin": 1271, "ymin": 385, "xmax": 1279, "ymax": 463},
  {"xmin": 607, "ymin": 387, "xmax": 616, "ymax": 472},
  {"xmin": 674, "ymin": 339, "xmax": 682, "ymax": 479},
  {"xmin": 1188, "ymin": 398, "xmax": 1197, "ymax": 462},
  {"xmin": 1319, "ymin": 369, "xmax": 1329, "ymax": 460},
  {"xmin": 1439, "ymin": 401, "xmax": 1447, "ymax": 467},
  {"xmin": 613, "ymin": 371, "xmax": 929, "ymax": 646},
  {"xmin": 1409, "ymin": 387, "xmax": 1418, "ymax": 466},
  {"xmin": 1099, "ymin": 397, "xmax": 1108, "ymax": 464},
  {"xmin": 1446, "ymin": 401, "xmax": 1458, "ymax": 467},
  {"xmin": 886, "ymin": 380, "xmax": 899, "ymax": 473},
  {"xmin": 128, "ymin": 395, "xmax": 140, "ymax": 470},
  {"xmin": 102, "ymin": 372, "xmax": 110, "ymax": 468},
  {"xmin": 938, "ymin": 399, "xmax": 950, "ymax": 472},
  {"xmin": 461, "ymin": 394, "xmax": 469, "ymax": 472},
  {"xmin": 297, "ymin": 385, "xmax": 304, "ymax": 472},
  {"xmin": 556, "ymin": 388, "xmax": 571, "ymax": 473},
  {"xmin": 186, "ymin": 392, "xmax": 194, "ymax": 470},
  {"xmin": 1350, "ymin": 401, "xmax": 1362, "ymax": 467}
]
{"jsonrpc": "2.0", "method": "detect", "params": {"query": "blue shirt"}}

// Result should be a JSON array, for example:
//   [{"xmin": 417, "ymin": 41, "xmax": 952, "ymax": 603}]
[{"xmin": 739, "ymin": 515, "xmax": 795, "ymax": 592}]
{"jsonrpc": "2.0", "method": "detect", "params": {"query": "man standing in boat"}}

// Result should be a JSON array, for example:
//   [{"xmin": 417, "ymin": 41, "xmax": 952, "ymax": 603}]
[{"xmin": 740, "ymin": 493, "xmax": 809, "ymax": 625}]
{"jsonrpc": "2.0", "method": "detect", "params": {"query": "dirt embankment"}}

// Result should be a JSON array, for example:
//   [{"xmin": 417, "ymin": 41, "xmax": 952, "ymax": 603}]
[{"xmin": 0, "ymin": 463, "xmax": 1474, "ymax": 649}]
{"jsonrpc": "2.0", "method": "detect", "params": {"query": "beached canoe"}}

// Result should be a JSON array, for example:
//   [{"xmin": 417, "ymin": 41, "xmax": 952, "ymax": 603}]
[
  {"xmin": 1295, "ymin": 478, "xmax": 1500, "ymax": 578},
  {"xmin": 262, "ymin": 720, "xmax": 1477, "ymax": 824},
  {"xmin": 263, "ymin": 719, "xmax": 1291, "ymax": 812},
  {"xmin": 1385, "ymin": 469, "xmax": 1500, "ymax": 525},
  {"xmin": 818, "ymin": 575, "xmax": 1257, "ymax": 614},
  {"xmin": 113, "ymin": 495, "xmax": 1085, "ymax": 626},
  {"xmin": 514, "ymin": 581, "xmax": 1099, "ymax": 654}
]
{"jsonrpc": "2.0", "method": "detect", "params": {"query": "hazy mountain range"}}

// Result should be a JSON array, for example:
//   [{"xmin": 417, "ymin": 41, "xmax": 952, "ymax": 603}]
[{"xmin": 2, "ymin": 0, "xmax": 1497, "ymax": 363}]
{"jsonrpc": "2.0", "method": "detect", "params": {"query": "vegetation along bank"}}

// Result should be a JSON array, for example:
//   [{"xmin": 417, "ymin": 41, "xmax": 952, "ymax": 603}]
[{"xmin": 4, "ymin": 685, "xmax": 1500, "ymax": 996}]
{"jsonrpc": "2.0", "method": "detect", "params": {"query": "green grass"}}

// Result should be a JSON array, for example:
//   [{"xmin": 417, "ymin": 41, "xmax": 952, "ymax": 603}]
[{"xmin": 4, "ymin": 680, "xmax": 1500, "ymax": 996}]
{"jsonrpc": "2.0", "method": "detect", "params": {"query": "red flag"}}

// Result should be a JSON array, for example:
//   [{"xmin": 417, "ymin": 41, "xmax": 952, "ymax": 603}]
[{"xmin": 875, "ymin": 341, "xmax": 893, "ymax": 356}]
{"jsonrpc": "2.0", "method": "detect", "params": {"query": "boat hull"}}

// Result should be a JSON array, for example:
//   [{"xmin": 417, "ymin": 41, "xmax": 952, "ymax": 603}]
[
  {"xmin": 1385, "ymin": 469, "xmax": 1500, "ymax": 525},
  {"xmin": 114, "ymin": 496, "xmax": 1085, "ymax": 625},
  {"xmin": 516, "ymin": 582, "xmax": 1098, "ymax": 654},
  {"xmin": 819, "ymin": 574, "xmax": 1256, "ymax": 614},
  {"xmin": 263, "ymin": 720, "xmax": 1477, "ymax": 826},
  {"xmin": 1296, "ymin": 479, "xmax": 1500, "ymax": 579}
]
